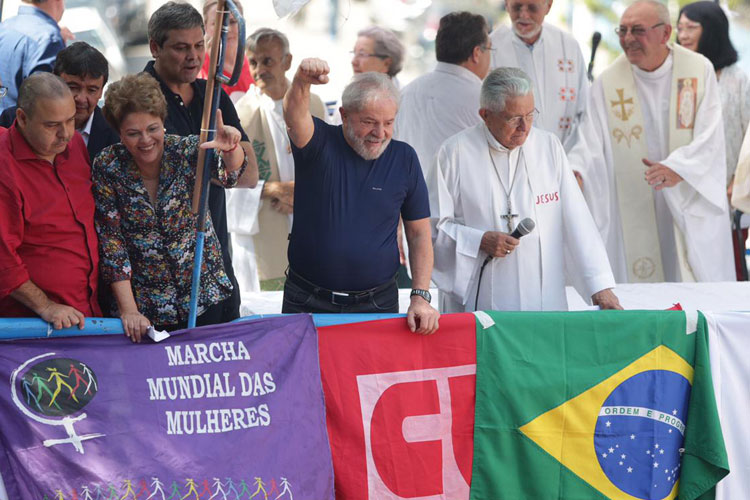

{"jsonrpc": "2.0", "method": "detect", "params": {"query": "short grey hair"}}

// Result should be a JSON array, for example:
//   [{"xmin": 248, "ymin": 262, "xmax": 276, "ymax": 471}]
[
  {"xmin": 357, "ymin": 26, "xmax": 405, "ymax": 77},
  {"xmin": 148, "ymin": 1, "xmax": 204, "ymax": 48},
  {"xmin": 18, "ymin": 73, "xmax": 72, "ymax": 117},
  {"xmin": 631, "ymin": 0, "xmax": 671, "ymax": 25},
  {"xmin": 480, "ymin": 67, "xmax": 532, "ymax": 113},
  {"xmin": 342, "ymin": 72, "xmax": 400, "ymax": 113},
  {"xmin": 247, "ymin": 27, "xmax": 290, "ymax": 56}
]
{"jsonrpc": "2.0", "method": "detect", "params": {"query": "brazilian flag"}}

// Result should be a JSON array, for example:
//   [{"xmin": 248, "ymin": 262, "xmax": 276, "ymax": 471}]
[{"xmin": 470, "ymin": 311, "xmax": 728, "ymax": 500}]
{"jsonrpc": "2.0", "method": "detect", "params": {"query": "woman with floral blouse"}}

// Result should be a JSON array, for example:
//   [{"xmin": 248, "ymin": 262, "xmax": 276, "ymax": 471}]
[{"xmin": 93, "ymin": 73, "xmax": 247, "ymax": 341}]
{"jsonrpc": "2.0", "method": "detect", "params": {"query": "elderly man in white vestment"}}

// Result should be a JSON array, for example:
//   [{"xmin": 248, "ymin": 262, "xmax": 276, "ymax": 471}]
[
  {"xmin": 232, "ymin": 28, "xmax": 328, "ymax": 292},
  {"xmin": 432, "ymin": 67, "xmax": 621, "ymax": 312},
  {"xmin": 568, "ymin": 0, "xmax": 734, "ymax": 284},
  {"xmin": 490, "ymin": 0, "xmax": 588, "ymax": 152},
  {"xmin": 395, "ymin": 11, "xmax": 491, "ymax": 185}
]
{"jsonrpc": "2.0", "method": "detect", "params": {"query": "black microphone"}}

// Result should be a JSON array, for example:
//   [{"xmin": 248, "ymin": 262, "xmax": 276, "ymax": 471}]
[
  {"xmin": 475, "ymin": 218, "xmax": 536, "ymax": 310},
  {"xmin": 588, "ymin": 31, "xmax": 602, "ymax": 82},
  {"xmin": 510, "ymin": 218, "xmax": 536, "ymax": 239}
]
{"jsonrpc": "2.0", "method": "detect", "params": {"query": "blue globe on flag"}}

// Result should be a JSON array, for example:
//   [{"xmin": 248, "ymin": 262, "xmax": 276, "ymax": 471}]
[{"xmin": 594, "ymin": 370, "xmax": 691, "ymax": 500}]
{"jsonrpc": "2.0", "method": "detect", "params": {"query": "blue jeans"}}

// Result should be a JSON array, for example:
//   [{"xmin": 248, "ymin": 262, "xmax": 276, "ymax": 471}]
[{"xmin": 281, "ymin": 274, "xmax": 399, "ymax": 314}]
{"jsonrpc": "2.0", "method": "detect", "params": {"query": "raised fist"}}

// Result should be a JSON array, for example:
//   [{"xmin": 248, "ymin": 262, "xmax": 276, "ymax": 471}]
[{"xmin": 295, "ymin": 58, "xmax": 330, "ymax": 85}]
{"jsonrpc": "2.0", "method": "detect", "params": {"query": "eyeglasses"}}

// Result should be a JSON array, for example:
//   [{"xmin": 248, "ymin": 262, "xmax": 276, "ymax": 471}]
[
  {"xmin": 676, "ymin": 22, "xmax": 701, "ymax": 34},
  {"xmin": 615, "ymin": 22, "xmax": 665, "ymax": 37},
  {"xmin": 0, "ymin": 86, "xmax": 7, "ymax": 98},
  {"xmin": 504, "ymin": 108, "xmax": 539, "ymax": 127},
  {"xmin": 350, "ymin": 51, "xmax": 388, "ymax": 60},
  {"xmin": 480, "ymin": 43, "xmax": 495, "ymax": 53}
]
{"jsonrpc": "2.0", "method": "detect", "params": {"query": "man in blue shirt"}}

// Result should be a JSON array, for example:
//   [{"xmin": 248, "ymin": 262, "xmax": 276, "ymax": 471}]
[
  {"xmin": 283, "ymin": 59, "xmax": 440, "ymax": 334},
  {"xmin": 0, "ymin": 0, "xmax": 66, "ymax": 111}
]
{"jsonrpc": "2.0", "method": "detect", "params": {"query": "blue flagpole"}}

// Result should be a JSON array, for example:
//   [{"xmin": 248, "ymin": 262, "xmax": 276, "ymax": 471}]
[{"xmin": 187, "ymin": 0, "xmax": 246, "ymax": 328}]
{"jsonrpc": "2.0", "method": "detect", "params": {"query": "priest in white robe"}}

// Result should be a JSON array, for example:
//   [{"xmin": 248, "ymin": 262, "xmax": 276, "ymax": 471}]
[
  {"xmin": 567, "ymin": 0, "xmax": 734, "ymax": 284},
  {"xmin": 490, "ymin": 0, "xmax": 589, "ymax": 152},
  {"xmin": 432, "ymin": 67, "xmax": 620, "ymax": 312},
  {"xmin": 233, "ymin": 28, "xmax": 327, "ymax": 292},
  {"xmin": 395, "ymin": 11, "xmax": 491, "ymax": 200}
]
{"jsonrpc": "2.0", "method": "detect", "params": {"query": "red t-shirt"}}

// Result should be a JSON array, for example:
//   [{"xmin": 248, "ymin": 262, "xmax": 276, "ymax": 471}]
[
  {"xmin": 198, "ymin": 54, "xmax": 254, "ymax": 101},
  {"xmin": 0, "ymin": 125, "xmax": 101, "ymax": 317}
]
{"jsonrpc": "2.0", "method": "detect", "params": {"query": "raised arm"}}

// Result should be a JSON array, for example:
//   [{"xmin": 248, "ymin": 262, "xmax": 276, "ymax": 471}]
[{"xmin": 283, "ymin": 58, "xmax": 330, "ymax": 149}]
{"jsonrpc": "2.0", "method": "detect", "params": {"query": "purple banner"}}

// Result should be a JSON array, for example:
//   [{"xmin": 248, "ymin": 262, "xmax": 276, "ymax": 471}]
[{"xmin": 0, "ymin": 315, "xmax": 334, "ymax": 500}]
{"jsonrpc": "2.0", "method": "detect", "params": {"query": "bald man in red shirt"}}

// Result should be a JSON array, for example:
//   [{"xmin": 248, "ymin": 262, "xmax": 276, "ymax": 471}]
[{"xmin": 0, "ymin": 73, "xmax": 101, "ymax": 328}]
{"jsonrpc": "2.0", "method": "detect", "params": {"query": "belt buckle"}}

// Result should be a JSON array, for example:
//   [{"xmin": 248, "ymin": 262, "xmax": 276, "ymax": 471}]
[{"xmin": 331, "ymin": 291, "xmax": 351, "ymax": 306}]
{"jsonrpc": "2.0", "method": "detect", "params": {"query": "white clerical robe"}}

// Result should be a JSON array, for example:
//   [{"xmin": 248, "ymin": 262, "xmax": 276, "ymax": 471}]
[
  {"xmin": 490, "ymin": 23, "xmax": 589, "ymax": 152},
  {"xmin": 568, "ymin": 50, "xmax": 734, "ymax": 283},
  {"xmin": 432, "ymin": 124, "xmax": 615, "ymax": 311},
  {"xmin": 395, "ymin": 62, "xmax": 483, "ymax": 210}
]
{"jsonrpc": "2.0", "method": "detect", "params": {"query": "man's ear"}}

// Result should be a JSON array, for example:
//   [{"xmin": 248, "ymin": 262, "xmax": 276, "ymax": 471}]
[
  {"xmin": 282, "ymin": 53, "xmax": 293, "ymax": 72},
  {"xmin": 661, "ymin": 24, "xmax": 673, "ymax": 44},
  {"xmin": 149, "ymin": 39, "xmax": 160, "ymax": 59},
  {"xmin": 479, "ymin": 108, "xmax": 489, "ymax": 122},
  {"xmin": 15, "ymin": 108, "xmax": 27, "ymax": 129},
  {"xmin": 471, "ymin": 45, "xmax": 482, "ymax": 64}
]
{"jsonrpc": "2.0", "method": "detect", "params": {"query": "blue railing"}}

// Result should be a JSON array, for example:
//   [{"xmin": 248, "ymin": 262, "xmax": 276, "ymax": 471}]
[{"xmin": 0, "ymin": 314, "xmax": 405, "ymax": 340}]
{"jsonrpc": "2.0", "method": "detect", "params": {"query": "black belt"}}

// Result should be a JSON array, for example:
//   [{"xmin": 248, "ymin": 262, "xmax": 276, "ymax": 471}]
[{"xmin": 286, "ymin": 268, "xmax": 396, "ymax": 306}]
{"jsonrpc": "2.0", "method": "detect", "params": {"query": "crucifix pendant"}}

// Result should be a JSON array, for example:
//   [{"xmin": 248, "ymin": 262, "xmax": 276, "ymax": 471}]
[{"xmin": 501, "ymin": 204, "xmax": 519, "ymax": 233}]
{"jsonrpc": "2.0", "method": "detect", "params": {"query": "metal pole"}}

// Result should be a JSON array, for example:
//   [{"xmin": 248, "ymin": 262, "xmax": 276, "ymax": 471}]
[{"xmin": 187, "ymin": 0, "xmax": 245, "ymax": 328}]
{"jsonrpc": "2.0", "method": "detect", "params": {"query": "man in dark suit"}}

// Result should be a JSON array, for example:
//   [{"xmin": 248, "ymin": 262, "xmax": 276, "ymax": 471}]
[{"xmin": 0, "ymin": 41, "xmax": 119, "ymax": 163}]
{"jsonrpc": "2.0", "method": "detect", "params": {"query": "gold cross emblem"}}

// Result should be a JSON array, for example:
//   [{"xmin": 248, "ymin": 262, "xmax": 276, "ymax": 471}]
[{"xmin": 610, "ymin": 88, "xmax": 634, "ymax": 121}]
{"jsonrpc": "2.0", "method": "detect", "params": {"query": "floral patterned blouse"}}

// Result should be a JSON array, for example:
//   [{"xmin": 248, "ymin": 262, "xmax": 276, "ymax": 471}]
[{"xmin": 92, "ymin": 134, "xmax": 245, "ymax": 325}]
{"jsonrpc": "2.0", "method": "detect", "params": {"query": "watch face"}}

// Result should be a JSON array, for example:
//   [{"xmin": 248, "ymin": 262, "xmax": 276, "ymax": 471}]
[{"xmin": 411, "ymin": 289, "xmax": 431, "ymax": 303}]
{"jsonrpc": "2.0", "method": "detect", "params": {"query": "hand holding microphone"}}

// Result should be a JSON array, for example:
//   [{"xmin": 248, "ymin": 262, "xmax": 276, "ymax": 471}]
[
  {"xmin": 479, "ymin": 218, "xmax": 536, "ymax": 259},
  {"xmin": 474, "ymin": 218, "xmax": 536, "ymax": 310}
]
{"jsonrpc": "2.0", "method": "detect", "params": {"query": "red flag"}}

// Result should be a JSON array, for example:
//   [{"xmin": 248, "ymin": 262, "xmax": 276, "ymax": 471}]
[{"xmin": 318, "ymin": 314, "xmax": 477, "ymax": 499}]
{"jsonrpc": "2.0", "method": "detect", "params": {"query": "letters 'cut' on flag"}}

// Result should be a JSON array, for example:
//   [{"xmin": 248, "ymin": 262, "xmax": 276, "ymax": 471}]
[
  {"xmin": 469, "ymin": 310, "xmax": 728, "ymax": 500},
  {"xmin": 318, "ymin": 313, "xmax": 478, "ymax": 500},
  {"xmin": 0, "ymin": 315, "xmax": 334, "ymax": 500}
]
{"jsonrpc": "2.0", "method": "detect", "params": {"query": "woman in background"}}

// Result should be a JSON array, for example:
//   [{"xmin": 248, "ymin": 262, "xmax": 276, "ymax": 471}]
[{"xmin": 678, "ymin": 1, "xmax": 750, "ymax": 279}]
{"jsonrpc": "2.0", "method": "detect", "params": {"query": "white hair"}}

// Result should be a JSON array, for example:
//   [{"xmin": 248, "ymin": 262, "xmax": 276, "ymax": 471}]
[
  {"xmin": 480, "ymin": 67, "xmax": 532, "ymax": 112},
  {"xmin": 341, "ymin": 72, "xmax": 400, "ymax": 113}
]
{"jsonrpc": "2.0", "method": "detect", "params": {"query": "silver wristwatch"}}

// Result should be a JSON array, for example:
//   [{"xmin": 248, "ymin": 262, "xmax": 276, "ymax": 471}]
[{"xmin": 410, "ymin": 289, "xmax": 432, "ymax": 303}]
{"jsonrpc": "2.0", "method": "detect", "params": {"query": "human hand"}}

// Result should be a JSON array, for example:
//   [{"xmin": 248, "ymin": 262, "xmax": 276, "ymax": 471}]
[
  {"xmin": 592, "ymin": 288, "xmax": 623, "ymax": 310},
  {"xmin": 39, "ymin": 302, "xmax": 85, "ymax": 330},
  {"xmin": 201, "ymin": 110, "xmax": 241, "ymax": 154},
  {"xmin": 643, "ymin": 159, "xmax": 683, "ymax": 191},
  {"xmin": 573, "ymin": 170, "xmax": 584, "ymax": 191},
  {"xmin": 295, "ymin": 58, "xmax": 330, "ymax": 85},
  {"xmin": 480, "ymin": 231, "xmax": 520, "ymax": 258},
  {"xmin": 406, "ymin": 296, "xmax": 440, "ymax": 335},
  {"xmin": 727, "ymin": 175, "xmax": 734, "ymax": 200},
  {"xmin": 60, "ymin": 26, "xmax": 75, "ymax": 43},
  {"xmin": 120, "ymin": 311, "xmax": 151, "ymax": 343},
  {"xmin": 264, "ymin": 181, "xmax": 294, "ymax": 214}
]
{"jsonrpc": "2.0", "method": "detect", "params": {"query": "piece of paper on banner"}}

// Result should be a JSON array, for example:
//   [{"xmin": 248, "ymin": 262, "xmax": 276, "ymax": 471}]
[{"xmin": 273, "ymin": 0, "xmax": 310, "ymax": 17}]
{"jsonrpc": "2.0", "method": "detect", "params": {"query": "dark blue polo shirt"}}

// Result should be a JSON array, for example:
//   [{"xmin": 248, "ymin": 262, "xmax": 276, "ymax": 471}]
[{"xmin": 289, "ymin": 118, "xmax": 430, "ymax": 291}]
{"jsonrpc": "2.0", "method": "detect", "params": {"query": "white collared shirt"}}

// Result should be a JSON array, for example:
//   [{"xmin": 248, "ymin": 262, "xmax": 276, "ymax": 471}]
[{"xmin": 77, "ymin": 110, "xmax": 95, "ymax": 146}]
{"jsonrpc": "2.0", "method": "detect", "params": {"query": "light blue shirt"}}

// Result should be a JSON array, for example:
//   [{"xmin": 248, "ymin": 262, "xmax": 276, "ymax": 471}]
[{"xmin": 0, "ymin": 5, "xmax": 64, "ymax": 110}]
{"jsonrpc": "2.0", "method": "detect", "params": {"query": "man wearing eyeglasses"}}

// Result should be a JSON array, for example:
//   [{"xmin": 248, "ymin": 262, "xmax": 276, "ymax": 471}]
[
  {"xmin": 568, "ymin": 0, "xmax": 734, "ymax": 284},
  {"xmin": 431, "ymin": 67, "xmax": 620, "ymax": 312},
  {"xmin": 489, "ymin": 0, "xmax": 589, "ymax": 153}
]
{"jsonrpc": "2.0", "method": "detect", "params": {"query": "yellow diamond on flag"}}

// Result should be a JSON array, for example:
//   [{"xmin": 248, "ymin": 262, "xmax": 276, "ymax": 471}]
[{"xmin": 520, "ymin": 345, "xmax": 694, "ymax": 500}]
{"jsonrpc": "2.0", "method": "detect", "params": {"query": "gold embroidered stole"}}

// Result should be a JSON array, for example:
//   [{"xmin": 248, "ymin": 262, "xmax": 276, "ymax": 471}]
[{"xmin": 601, "ymin": 44, "xmax": 704, "ymax": 282}]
